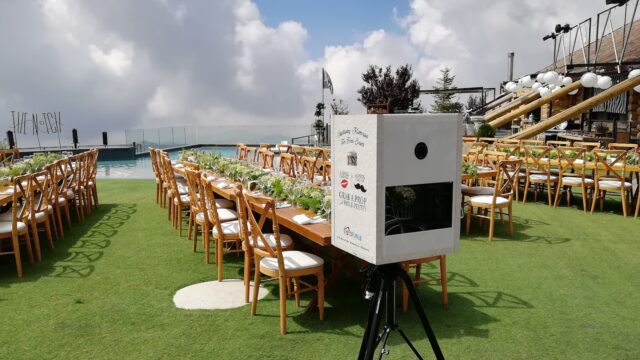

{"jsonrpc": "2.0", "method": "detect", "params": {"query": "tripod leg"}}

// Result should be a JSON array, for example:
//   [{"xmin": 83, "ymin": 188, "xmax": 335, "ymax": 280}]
[
  {"xmin": 358, "ymin": 276, "xmax": 386, "ymax": 360},
  {"xmin": 398, "ymin": 269, "xmax": 445, "ymax": 360},
  {"xmin": 397, "ymin": 328, "xmax": 424, "ymax": 360},
  {"xmin": 376, "ymin": 327, "xmax": 392, "ymax": 360}
]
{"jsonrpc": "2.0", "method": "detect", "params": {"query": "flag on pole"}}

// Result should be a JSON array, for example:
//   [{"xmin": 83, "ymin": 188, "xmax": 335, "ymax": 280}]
[{"xmin": 322, "ymin": 68, "xmax": 333, "ymax": 94}]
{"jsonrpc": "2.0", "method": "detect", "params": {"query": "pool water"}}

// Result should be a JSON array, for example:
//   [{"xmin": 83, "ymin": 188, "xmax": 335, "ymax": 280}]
[{"xmin": 97, "ymin": 146, "xmax": 236, "ymax": 179}]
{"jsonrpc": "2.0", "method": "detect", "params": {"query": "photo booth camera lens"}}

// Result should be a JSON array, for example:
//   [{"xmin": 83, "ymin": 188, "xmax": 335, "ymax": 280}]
[{"xmin": 414, "ymin": 142, "xmax": 428, "ymax": 160}]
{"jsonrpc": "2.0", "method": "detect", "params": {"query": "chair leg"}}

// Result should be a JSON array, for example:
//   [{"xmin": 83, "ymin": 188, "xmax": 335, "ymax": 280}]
[
  {"xmin": 522, "ymin": 179, "xmax": 530, "ymax": 205},
  {"xmin": 23, "ymin": 232, "xmax": 34, "ymax": 264},
  {"xmin": 44, "ymin": 220, "xmax": 55, "ymax": 251},
  {"xmin": 279, "ymin": 276, "xmax": 288, "ymax": 335},
  {"xmin": 293, "ymin": 277, "xmax": 301, "ymax": 307},
  {"xmin": 187, "ymin": 212, "xmax": 193, "ymax": 240},
  {"xmin": 621, "ymin": 188, "xmax": 628, "ymax": 218},
  {"xmin": 635, "ymin": 194, "xmax": 640, "ymax": 218},
  {"xmin": 244, "ymin": 251, "xmax": 251, "ymax": 303},
  {"xmin": 217, "ymin": 236, "xmax": 224, "ymax": 281},
  {"xmin": 590, "ymin": 188, "xmax": 598, "ymax": 214},
  {"xmin": 554, "ymin": 183, "xmax": 562, "ymax": 208},
  {"xmin": 11, "ymin": 234, "xmax": 23, "ymax": 278},
  {"xmin": 508, "ymin": 204, "xmax": 514, "ymax": 236},
  {"xmin": 318, "ymin": 270, "xmax": 325, "ymax": 321},
  {"xmin": 30, "ymin": 223, "xmax": 42, "ymax": 262},
  {"xmin": 251, "ymin": 265, "xmax": 261, "ymax": 315},
  {"xmin": 63, "ymin": 204, "xmax": 72, "ymax": 228},
  {"xmin": 55, "ymin": 207, "xmax": 64, "ymax": 238},
  {"xmin": 465, "ymin": 205, "xmax": 472, "ymax": 235},
  {"xmin": 488, "ymin": 207, "xmax": 496, "ymax": 241},
  {"xmin": 440, "ymin": 256, "xmax": 448, "ymax": 309}
]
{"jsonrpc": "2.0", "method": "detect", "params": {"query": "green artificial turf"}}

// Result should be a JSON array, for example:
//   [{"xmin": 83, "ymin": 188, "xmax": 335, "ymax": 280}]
[{"xmin": 1, "ymin": 179, "xmax": 639, "ymax": 359}]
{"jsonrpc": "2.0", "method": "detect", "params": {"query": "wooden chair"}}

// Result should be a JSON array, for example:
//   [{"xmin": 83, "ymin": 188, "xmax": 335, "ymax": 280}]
[
  {"xmin": 199, "ymin": 175, "xmax": 239, "ymax": 278},
  {"xmin": 149, "ymin": 147, "xmax": 164, "ymax": 205},
  {"xmin": 0, "ymin": 149, "xmax": 20, "ymax": 166},
  {"xmin": 553, "ymin": 147, "xmax": 594, "ymax": 211},
  {"xmin": 522, "ymin": 146, "xmax": 557, "ymax": 206},
  {"xmin": 276, "ymin": 144, "xmax": 291, "ymax": 155},
  {"xmin": 401, "ymin": 255, "xmax": 447, "ymax": 311},
  {"xmin": 574, "ymin": 141, "xmax": 601, "ymax": 151},
  {"xmin": 322, "ymin": 160, "xmax": 332, "ymax": 182},
  {"xmin": 300, "ymin": 156, "xmax": 320, "ymax": 183},
  {"xmin": 607, "ymin": 143, "xmax": 638, "ymax": 152},
  {"xmin": 590, "ymin": 150, "xmax": 631, "ymax": 217},
  {"xmin": 521, "ymin": 139, "xmax": 544, "ymax": 147},
  {"xmin": 236, "ymin": 187, "xmax": 324, "ymax": 335},
  {"xmin": 464, "ymin": 142, "xmax": 488, "ymax": 165},
  {"xmin": 160, "ymin": 154, "xmax": 190, "ymax": 235},
  {"xmin": 236, "ymin": 143, "xmax": 246, "ymax": 160},
  {"xmin": 233, "ymin": 184, "xmax": 294, "ymax": 303},
  {"xmin": 84, "ymin": 149, "xmax": 99, "ymax": 211},
  {"xmin": 278, "ymin": 153, "xmax": 297, "ymax": 177},
  {"xmin": 257, "ymin": 149, "xmax": 275, "ymax": 170},
  {"xmin": 478, "ymin": 137, "xmax": 497, "ymax": 144},
  {"xmin": 0, "ymin": 175, "xmax": 34, "ymax": 277},
  {"xmin": 49, "ymin": 159, "xmax": 73, "ymax": 235},
  {"xmin": 462, "ymin": 151, "xmax": 506, "ymax": 198},
  {"xmin": 466, "ymin": 160, "xmax": 522, "ymax": 241},
  {"xmin": 185, "ymin": 170, "xmax": 235, "ymax": 264},
  {"xmin": 23, "ymin": 171, "xmax": 56, "ymax": 261},
  {"xmin": 43, "ymin": 163, "xmax": 64, "ymax": 239},
  {"xmin": 494, "ymin": 138, "xmax": 520, "ymax": 146},
  {"xmin": 546, "ymin": 140, "xmax": 571, "ymax": 148}
]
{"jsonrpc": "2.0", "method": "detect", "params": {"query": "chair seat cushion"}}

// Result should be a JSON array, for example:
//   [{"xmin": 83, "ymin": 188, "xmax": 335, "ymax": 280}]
[
  {"xmin": 461, "ymin": 185, "xmax": 494, "ymax": 196},
  {"xmin": 529, "ymin": 174, "xmax": 557, "ymax": 181},
  {"xmin": 211, "ymin": 220, "xmax": 246, "ymax": 236},
  {"xmin": 0, "ymin": 221, "xmax": 27, "ymax": 233},
  {"xmin": 469, "ymin": 195, "xmax": 510, "ymax": 206},
  {"xmin": 260, "ymin": 250, "xmax": 324, "ymax": 271},
  {"xmin": 249, "ymin": 233, "xmax": 293, "ymax": 249},
  {"xmin": 214, "ymin": 198, "xmax": 234, "ymax": 209},
  {"xmin": 561, "ymin": 177, "xmax": 594, "ymax": 185},
  {"xmin": 58, "ymin": 197, "xmax": 68, "ymax": 205},
  {"xmin": 598, "ymin": 180, "xmax": 632, "ymax": 189},
  {"xmin": 66, "ymin": 189, "xmax": 75, "ymax": 198},
  {"xmin": 175, "ymin": 195, "xmax": 191, "ymax": 205},
  {"xmin": 197, "ymin": 208, "xmax": 238, "ymax": 224}
]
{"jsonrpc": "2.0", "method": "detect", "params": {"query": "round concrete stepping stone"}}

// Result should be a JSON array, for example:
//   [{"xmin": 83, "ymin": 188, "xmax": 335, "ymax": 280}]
[{"xmin": 173, "ymin": 279, "xmax": 268, "ymax": 310}]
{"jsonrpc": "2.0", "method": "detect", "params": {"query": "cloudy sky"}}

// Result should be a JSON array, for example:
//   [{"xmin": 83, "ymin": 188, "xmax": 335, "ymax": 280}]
[{"xmin": 0, "ymin": 0, "xmax": 621, "ymax": 146}]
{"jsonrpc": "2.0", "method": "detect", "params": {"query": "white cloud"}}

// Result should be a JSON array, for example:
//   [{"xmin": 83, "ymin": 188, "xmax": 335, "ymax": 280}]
[{"xmin": 0, "ymin": 0, "xmax": 618, "ymax": 146}]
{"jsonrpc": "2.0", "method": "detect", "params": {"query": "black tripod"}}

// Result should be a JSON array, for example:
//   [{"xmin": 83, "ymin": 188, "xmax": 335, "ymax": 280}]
[{"xmin": 358, "ymin": 263, "xmax": 444, "ymax": 360}]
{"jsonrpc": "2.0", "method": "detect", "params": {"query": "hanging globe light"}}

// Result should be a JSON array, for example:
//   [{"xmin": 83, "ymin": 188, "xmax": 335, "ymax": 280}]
[
  {"xmin": 580, "ymin": 72, "xmax": 598, "ymax": 87},
  {"xmin": 597, "ymin": 76, "xmax": 612, "ymax": 89}
]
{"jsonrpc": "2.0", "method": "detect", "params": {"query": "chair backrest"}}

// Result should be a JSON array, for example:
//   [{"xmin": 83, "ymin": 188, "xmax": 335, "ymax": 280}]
[
  {"xmin": 524, "ymin": 146, "xmax": 551, "ymax": 173},
  {"xmin": 184, "ymin": 168, "xmax": 202, "ymax": 212},
  {"xmin": 149, "ymin": 147, "xmax": 161, "ymax": 180},
  {"xmin": 607, "ymin": 143, "xmax": 638, "ymax": 152},
  {"xmin": 279, "ymin": 153, "xmax": 297, "ymax": 177},
  {"xmin": 25, "ymin": 170, "xmax": 53, "ymax": 222},
  {"xmin": 277, "ymin": 144, "xmax": 291, "ymax": 155},
  {"xmin": 465, "ymin": 142, "xmax": 488, "ymax": 165},
  {"xmin": 592, "ymin": 149, "xmax": 627, "ymax": 182},
  {"xmin": 493, "ymin": 159, "xmax": 523, "ymax": 201},
  {"xmin": 478, "ymin": 137, "xmax": 497, "ymax": 144},
  {"xmin": 495, "ymin": 138, "xmax": 520, "ymax": 145},
  {"xmin": 200, "ymin": 174, "xmax": 229, "ymax": 235},
  {"xmin": 494, "ymin": 143, "xmax": 520, "ymax": 159},
  {"xmin": 234, "ymin": 185, "xmax": 284, "ymax": 271},
  {"xmin": 160, "ymin": 154, "xmax": 180, "ymax": 196},
  {"xmin": 323, "ymin": 160, "xmax": 332, "ymax": 181},
  {"xmin": 482, "ymin": 150, "xmax": 507, "ymax": 170},
  {"xmin": 574, "ymin": 141, "xmax": 601, "ymax": 151},
  {"xmin": 521, "ymin": 139, "xmax": 544, "ymax": 147},
  {"xmin": 556, "ymin": 146, "xmax": 588, "ymax": 177},
  {"xmin": 0, "ymin": 149, "xmax": 20, "ymax": 166},
  {"xmin": 236, "ymin": 143, "xmax": 246, "ymax": 160},
  {"xmin": 546, "ymin": 140, "xmax": 570, "ymax": 148},
  {"xmin": 300, "ymin": 156, "xmax": 317, "ymax": 182},
  {"xmin": 258, "ymin": 150, "xmax": 275, "ymax": 170},
  {"xmin": 9, "ymin": 174, "xmax": 29, "ymax": 234}
]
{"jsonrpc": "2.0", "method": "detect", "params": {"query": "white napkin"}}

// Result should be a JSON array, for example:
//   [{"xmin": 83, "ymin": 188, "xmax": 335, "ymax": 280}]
[
  {"xmin": 0, "ymin": 188, "xmax": 14, "ymax": 195},
  {"xmin": 206, "ymin": 176, "xmax": 217, "ymax": 183},
  {"xmin": 293, "ymin": 214, "xmax": 327, "ymax": 225},
  {"xmin": 217, "ymin": 182, "xmax": 234, "ymax": 189},
  {"xmin": 171, "ymin": 160, "xmax": 177, "ymax": 165},
  {"xmin": 174, "ymin": 163, "xmax": 184, "ymax": 169}
]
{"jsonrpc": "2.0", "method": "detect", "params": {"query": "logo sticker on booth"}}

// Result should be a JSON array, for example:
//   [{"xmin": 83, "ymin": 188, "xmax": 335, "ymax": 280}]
[{"xmin": 340, "ymin": 179, "xmax": 349, "ymax": 188}]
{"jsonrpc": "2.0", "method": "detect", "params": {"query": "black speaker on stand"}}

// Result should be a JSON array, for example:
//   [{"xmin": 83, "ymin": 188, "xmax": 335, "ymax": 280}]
[
  {"xmin": 6, "ymin": 131, "xmax": 15, "ymax": 149},
  {"xmin": 102, "ymin": 132, "xmax": 108, "ymax": 147},
  {"xmin": 72, "ymin": 129, "xmax": 79, "ymax": 149}
]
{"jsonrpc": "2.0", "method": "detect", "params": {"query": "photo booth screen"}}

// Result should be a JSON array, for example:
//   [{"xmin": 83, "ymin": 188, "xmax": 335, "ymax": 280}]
[{"xmin": 384, "ymin": 182, "xmax": 453, "ymax": 236}]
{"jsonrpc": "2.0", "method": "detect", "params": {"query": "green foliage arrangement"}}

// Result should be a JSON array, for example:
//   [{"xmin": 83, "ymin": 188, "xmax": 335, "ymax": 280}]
[
  {"xmin": 0, "ymin": 152, "xmax": 64, "ymax": 178},
  {"xmin": 179, "ymin": 150, "xmax": 331, "ymax": 219}
]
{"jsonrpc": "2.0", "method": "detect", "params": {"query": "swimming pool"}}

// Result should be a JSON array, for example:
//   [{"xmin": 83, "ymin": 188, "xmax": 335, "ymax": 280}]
[{"xmin": 97, "ymin": 146, "xmax": 236, "ymax": 179}]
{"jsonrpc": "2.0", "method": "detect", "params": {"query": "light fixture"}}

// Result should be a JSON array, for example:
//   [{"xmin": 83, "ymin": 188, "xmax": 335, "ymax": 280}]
[
  {"xmin": 554, "ymin": 24, "xmax": 571, "ymax": 33},
  {"xmin": 606, "ymin": 0, "xmax": 630, "ymax": 7},
  {"xmin": 581, "ymin": 72, "xmax": 598, "ymax": 87}
]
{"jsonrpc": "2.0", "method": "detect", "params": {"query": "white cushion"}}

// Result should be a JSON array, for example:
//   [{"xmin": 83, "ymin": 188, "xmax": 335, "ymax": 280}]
[
  {"xmin": 66, "ymin": 189, "xmax": 75, "ymax": 198},
  {"xmin": 177, "ymin": 185, "xmax": 189, "ymax": 195},
  {"xmin": 0, "ymin": 221, "xmax": 27, "ymax": 233},
  {"xmin": 214, "ymin": 198, "xmax": 234, "ymax": 209},
  {"xmin": 469, "ymin": 195, "xmax": 510, "ymax": 206},
  {"xmin": 598, "ymin": 180, "xmax": 632, "ymax": 189},
  {"xmin": 197, "ymin": 208, "xmax": 237, "ymax": 223},
  {"xmin": 561, "ymin": 177, "xmax": 594, "ymax": 185},
  {"xmin": 58, "ymin": 197, "xmax": 67, "ymax": 205},
  {"xmin": 212, "ymin": 220, "xmax": 245, "ymax": 235},
  {"xmin": 175, "ymin": 194, "xmax": 190, "ymax": 204},
  {"xmin": 260, "ymin": 250, "xmax": 324, "ymax": 271},
  {"xmin": 461, "ymin": 185, "xmax": 494, "ymax": 196},
  {"xmin": 249, "ymin": 233, "xmax": 293, "ymax": 249},
  {"xmin": 529, "ymin": 174, "xmax": 557, "ymax": 181}
]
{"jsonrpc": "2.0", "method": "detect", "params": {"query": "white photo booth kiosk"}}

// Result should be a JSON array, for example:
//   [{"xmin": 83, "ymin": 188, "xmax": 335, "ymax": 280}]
[{"xmin": 331, "ymin": 114, "xmax": 462, "ymax": 265}]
